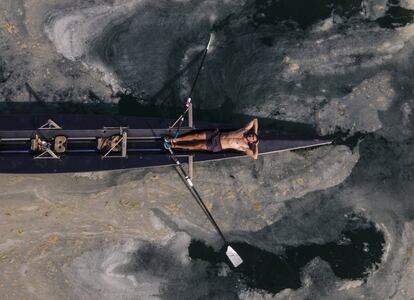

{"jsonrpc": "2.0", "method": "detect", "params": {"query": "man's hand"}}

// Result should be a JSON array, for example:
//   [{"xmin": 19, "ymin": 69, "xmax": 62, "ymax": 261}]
[{"xmin": 245, "ymin": 141, "xmax": 259, "ymax": 159}]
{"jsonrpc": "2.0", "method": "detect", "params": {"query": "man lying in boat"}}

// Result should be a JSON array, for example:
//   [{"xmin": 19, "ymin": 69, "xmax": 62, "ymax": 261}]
[{"xmin": 166, "ymin": 118, "xmax": 259, "ymax": 159}]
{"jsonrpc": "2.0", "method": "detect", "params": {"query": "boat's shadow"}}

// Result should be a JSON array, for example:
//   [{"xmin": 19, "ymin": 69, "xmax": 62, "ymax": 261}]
[{"xmin": 0, "ymin": 100, "xmax": 323, "ymax": 139}]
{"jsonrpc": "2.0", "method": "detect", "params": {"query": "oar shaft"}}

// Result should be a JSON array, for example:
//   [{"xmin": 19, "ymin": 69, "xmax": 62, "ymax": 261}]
[{"xmin": 168, "ymin": 148, "xmax": 228, "ymax": 244}]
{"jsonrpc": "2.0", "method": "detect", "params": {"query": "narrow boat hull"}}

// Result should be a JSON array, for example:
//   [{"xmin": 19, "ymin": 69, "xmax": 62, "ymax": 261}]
[{"xmin": 0, "ymin": 115, "xmax": 331, "ymax": 173}]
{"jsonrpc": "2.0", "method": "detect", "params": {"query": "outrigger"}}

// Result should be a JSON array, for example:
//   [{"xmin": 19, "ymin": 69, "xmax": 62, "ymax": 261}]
[{"xmin": 0, "ymin": 33, "xmax": 332, "ymax": 267}]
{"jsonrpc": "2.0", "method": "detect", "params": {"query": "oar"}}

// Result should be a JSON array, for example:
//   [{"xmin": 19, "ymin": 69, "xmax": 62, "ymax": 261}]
[
  {"xmin": 169, "ymin": 32, "xmax": 213, "ymax": 133},
  {"xmin": 165, "ymin": 142, "xmax": 243, "ymax": 268}
]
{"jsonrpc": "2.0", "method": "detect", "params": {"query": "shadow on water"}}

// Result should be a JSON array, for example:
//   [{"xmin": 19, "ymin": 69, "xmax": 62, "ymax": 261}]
[
  {"xmin": 4, "ymin": 79, "xmax": 322, "ymax": 138},
  {"xmin": 0, "ymin": 99, "xmax": 325, "ymax": 139},
  {"xmin": 118, "ymin": 94, "xmax": 326, "ymax": 138},
  {"xmin": 0, "ymin": 101, "xmax": 118, "ymax": 115},
  {"xmin": 189, "ymin": 216, "xmax": 385, "ymax": 295}
]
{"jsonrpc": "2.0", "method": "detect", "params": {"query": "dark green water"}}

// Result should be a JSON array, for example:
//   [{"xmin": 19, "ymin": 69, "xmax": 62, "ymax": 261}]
[
  {"xmin": 377, "ymin": 5, "xmax": 414, "ymax": 28},
  {"xmin": 253, "ymin": 0, "xmax": 362, "ymax": 28},
  {"xmin": 189, "ymin": 217, "xmax": 385, "ymax": 295},
  {"xmin": 253, "ymin": 0, "xmax": 414, "ymax": 30}
]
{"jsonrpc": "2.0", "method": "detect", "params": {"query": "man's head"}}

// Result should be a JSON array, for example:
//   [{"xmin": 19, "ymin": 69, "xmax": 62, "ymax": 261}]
[{"xmin": 245, "ymin": 132, "xmax": 258, "ymax": 144}]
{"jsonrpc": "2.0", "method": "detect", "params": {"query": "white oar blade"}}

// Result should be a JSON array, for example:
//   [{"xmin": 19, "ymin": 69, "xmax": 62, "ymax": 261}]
[
  {"xmin": 226, "ymin": 246, "xmax": 243, "ymax": 268},
  {"xmin": 206, "ymin": 33, "xmax": 214, "ymax": 51}
]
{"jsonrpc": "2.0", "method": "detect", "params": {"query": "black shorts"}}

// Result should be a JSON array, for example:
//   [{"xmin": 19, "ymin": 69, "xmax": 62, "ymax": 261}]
[{"xmin": 206, "ymin": 129, "xmax": 222, "ymax": 152}]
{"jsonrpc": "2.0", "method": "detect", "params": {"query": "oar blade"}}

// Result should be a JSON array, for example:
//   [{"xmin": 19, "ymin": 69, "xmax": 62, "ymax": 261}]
[
  {"xmin": 206, "ymin": 33, "xmax": 213, "ymax": 51},
  {"xmin": 226, "ymin": 246, "xmax": 243, "ymax": 268}
]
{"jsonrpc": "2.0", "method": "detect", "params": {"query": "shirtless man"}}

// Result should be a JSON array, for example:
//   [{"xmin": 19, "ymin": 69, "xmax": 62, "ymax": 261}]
[{"xmin": 166, "ymin": 118, "xmax": 259, "ymax": 159}]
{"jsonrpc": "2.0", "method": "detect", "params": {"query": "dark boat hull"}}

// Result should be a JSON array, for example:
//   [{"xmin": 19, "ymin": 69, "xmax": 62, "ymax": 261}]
[{"xmin": 0, "ymin": 115, "xmax": 331, "ymax": 173}]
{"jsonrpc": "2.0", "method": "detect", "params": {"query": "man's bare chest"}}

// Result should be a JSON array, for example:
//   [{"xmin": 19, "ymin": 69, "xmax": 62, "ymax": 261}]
[{"xmin": 220, "ymin": 136, "xmax": 246, "ymax": 149}]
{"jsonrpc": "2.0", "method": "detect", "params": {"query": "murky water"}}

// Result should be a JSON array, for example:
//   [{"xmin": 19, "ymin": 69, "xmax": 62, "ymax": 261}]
[
  {"xmin": 189, "ymin": 215, "xmax": 385, "ymax": 294},
  {"xmin": 253, "ymin": 0, "xmax": 414, "ymax": 29},
  {"xmin": 2, "ymin": 0, "xmax": 414, "ymax": 298}
]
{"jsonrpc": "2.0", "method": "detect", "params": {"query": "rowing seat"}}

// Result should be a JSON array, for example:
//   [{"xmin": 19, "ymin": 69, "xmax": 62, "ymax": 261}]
[{"xmin": 54, "ymin": 136, "xmax": 67, "ymax": 153}]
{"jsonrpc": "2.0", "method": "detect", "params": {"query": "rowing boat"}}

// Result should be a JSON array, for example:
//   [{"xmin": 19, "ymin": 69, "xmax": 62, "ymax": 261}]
[{"xmin": 0, "ymin": 113, "xmax": 331, "ymax": 174}]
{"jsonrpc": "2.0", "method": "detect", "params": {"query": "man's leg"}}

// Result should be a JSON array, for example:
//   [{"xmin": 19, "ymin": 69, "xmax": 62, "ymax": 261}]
[
  {"xmin": 172, "ymin": 140, "xmax": 208, "ymax": 151},
  {"xmin": 173, "ymin": 131, "xmax": 210, "ymax": 143}
]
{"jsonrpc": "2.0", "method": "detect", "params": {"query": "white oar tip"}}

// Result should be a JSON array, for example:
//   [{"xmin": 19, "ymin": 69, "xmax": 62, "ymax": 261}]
[
  {"xmin": 226, "ymin": 245, "xmax": 243, "ymax": 268},
  {"xmin": 206, "ymin": 33, "xmax": 214, "ymax": 51}
]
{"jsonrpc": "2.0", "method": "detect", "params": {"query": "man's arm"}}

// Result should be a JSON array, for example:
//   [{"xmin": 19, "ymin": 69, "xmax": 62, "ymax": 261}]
[
  {"xmin": 244, "ymin": 142, "xmax": 259, "ymax": 159},
  {"xmin": 244, "ymin": 118, "xmax": 259, "ymax": 134}
]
